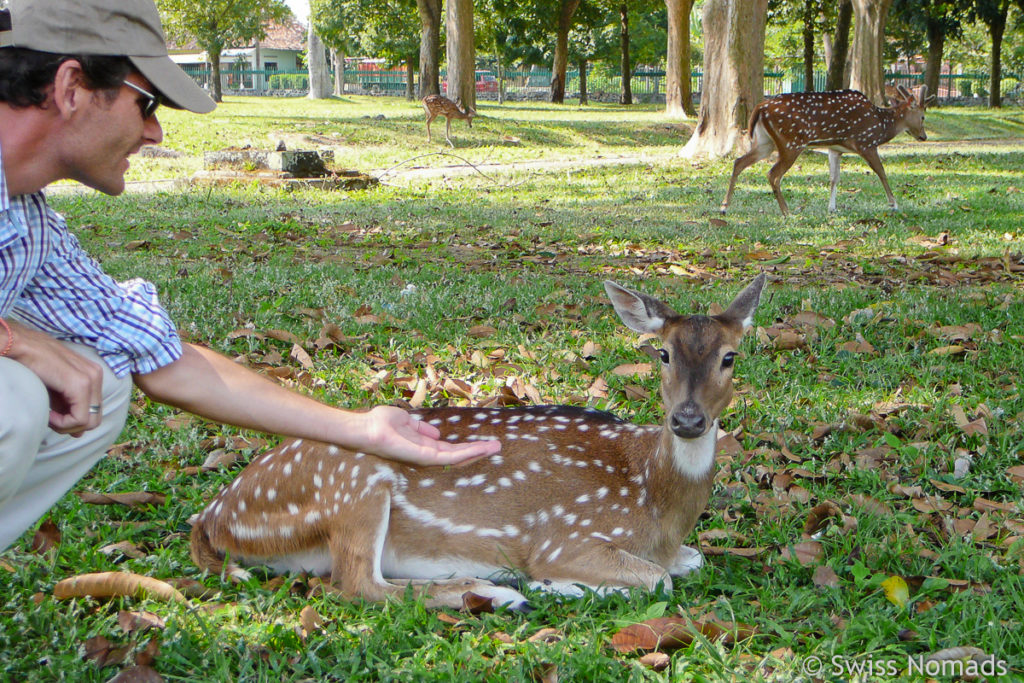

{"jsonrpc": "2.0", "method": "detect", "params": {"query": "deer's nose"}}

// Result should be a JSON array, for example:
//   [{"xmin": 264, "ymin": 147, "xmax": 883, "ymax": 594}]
[{"xmin": 670, "ymin": 403, "xmax": 707, "ymax": 439}]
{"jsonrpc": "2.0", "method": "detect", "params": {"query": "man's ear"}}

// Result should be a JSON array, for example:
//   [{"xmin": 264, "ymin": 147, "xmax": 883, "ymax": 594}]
[{"xmin": 51, "ymin": 59, "xmax": 87, "ymax": 118}]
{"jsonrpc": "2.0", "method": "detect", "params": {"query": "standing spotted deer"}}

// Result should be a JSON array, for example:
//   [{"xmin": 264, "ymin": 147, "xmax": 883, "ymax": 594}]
[
  {"xmin": 721, "ymin": 86, "xmax": 929, "ymax": 215},
  {"xmin": 190, "ymin": 275, "xmax": 766, "ymax": 609},
  {"xmin": 422, "ymin": 94, "xmax": 475, "ymax": 147}
]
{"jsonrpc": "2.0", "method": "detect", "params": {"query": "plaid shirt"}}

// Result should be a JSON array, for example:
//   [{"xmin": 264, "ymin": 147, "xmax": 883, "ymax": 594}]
[{"xmin": 0, "ymin": 144, "xmax": 181, "ymax": 378}]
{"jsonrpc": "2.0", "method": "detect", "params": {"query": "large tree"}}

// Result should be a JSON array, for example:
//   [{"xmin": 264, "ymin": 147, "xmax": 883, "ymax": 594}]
[
  {"xmin": 890, "ymin": 0, "xmax": 972, "ymax": 102},
  {"xmin": 849, "ymin": 0, "xmax": 892, "ymax": 103},
  {"xmin": 551, "ymin": 0, "xmax": 583, "ymax": 102},
  {"xmin": 310, "ymin": 0, "xmax": 363, "ymax": 96},
  {"xmin": 972, "ymin": 0, "xmax": 1011, "ymax": 107},
  {"xmin": 446, "ymin": 0, "xmax": 476, "ymax": 106},
  {"xmin": 416, "ymin": 0, "xmax": 443, "ymax": 97},
  {"xmin": 681, "ymin": 0, "xmax": 768, "ymax": 158},
  {"xmin": 157, "ymin": 0, "xmax": 290, "ymax": 103},
  {"xmin": 307, "ymin": 24, "xmax": 332, "ymax": 98},
  {"xmin": 665, "ymin": 0, "xmax": 696, "ymax": 116},
  {"xmin": 826, "ymin": 0, "xmax": 854, "ymax": 90},
  {"xmin": 360, "ymin": 0, "xmax": 420, "ymax": 99}
]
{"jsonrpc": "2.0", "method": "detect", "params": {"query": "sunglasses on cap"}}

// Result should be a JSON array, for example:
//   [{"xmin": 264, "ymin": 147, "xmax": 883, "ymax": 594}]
[{"xmin": 122, "ymin": 79, "xmax": 161, "ymax": 119}]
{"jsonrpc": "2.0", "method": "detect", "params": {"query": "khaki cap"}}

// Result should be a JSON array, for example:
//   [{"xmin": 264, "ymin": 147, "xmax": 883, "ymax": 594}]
[{"xmin": 0, "ymin": 0, "xmax": 215, "ymax": 114}]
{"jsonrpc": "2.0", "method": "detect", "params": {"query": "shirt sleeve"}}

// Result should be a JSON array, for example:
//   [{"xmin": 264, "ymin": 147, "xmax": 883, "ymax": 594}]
[{"xmin": 12, "ymin": 207, "xmax": 182, "ymax": 378}]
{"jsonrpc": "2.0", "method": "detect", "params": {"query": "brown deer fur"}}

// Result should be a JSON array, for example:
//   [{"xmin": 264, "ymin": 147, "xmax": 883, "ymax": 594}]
[{"xmin": 190, "ymin": 275, "xmax": 766, "ymax": 609}]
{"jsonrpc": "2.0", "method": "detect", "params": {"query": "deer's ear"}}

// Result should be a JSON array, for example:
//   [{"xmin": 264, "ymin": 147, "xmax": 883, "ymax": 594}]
[
  {"xmin": 721, "ymin": 273, "xmax": 766, "ymax": 332},
  {"xmin": 604, "ymin": 281, "xmax": 678, "ymax": 334},
  {"xmin": 918, "ymin": 85, "xmax": 929, "ymax": 108}
]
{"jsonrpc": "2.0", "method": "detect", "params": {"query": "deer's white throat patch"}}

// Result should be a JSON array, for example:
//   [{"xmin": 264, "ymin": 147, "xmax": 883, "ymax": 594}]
[{"xmin": 669, "ymin": 421, "xmax": 718, "ymax": 480}]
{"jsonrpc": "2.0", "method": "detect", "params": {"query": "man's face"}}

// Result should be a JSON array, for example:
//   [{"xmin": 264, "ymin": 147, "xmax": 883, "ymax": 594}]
[{"xmin": 62, "ymin": 71, "xmax": 164, "ymax": 196}]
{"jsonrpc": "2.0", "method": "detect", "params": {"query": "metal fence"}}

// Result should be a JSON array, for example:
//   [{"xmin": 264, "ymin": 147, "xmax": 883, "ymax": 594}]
[{"xmin": 183, "ymin": 64, "xmax": 1016, "ymax": 105}]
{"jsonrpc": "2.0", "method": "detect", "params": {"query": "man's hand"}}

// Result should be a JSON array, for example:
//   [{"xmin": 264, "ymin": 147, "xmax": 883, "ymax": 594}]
[
  {"xmin": 5, "ymin": 321, "xmax": 104, "ymax": 436},
  {"xmin": 359, "ymin": 405, "xmax": 501, "ymax": 467}
]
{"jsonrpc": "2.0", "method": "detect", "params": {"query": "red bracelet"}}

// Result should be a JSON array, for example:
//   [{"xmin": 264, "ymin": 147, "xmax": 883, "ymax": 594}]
[{"xmin": 0, "ymin": 317, "xmax": 12, "ymax": 357}]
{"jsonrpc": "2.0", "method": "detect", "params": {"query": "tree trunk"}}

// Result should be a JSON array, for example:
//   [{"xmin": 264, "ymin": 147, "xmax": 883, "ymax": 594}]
[
  {"xmin": 332, "ymin": 49, "xmax": 346, "ymax": 97},
  {"xmin": 308, "ymin": 25, "xmax": 332, "ymax": 99},
  {"xmin": 620, "ymin": 4, "xmax": 633, "ymax": 105},
  {"xmin": 849, "ymin": 0, "xmax": 892, "ymax": 104},
  {"xmin": 406, "ymin": 60, "xmax": 416, "ymax": 100},
  {"xmin": 446, "ymin": 0, "xmax": 476, "ymax": 107},
  {"xmin": 665, "ymin": 0, "xmax": 695, "ymax": 117},
  {"xmin": 210, "ymin": 49, "xmax": 223, "ymax": 103},
  {"xmin": 417, "ymin": 0, "xmax": 442, "ymax": 97},
  {"xmin": 681, "ymin": 0, "xmax": 767, "ymax": 157},
  {"xmin": 802, "ymin": 0, "xmax": 815, "ymax": 91},
  {"xmin": 988, "ymin": 1, "xmax": 1008, "ymax": 107},
  {"xmin": 550, "ymin": 0, "xmax": 581, "ymax": 103},
  {"xmin": 923, "ymin": 18, "xmax": 944, "ymax": 104},
  {"xmin": 826, "ymin": 0, "xmax": 853, "ymax": 90},
  {"xmin": 579, "ymin": 58, "xmax": 588, "ymax": 105}
]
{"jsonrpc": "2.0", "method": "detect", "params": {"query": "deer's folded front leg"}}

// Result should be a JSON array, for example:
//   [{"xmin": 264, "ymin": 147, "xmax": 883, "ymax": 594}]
[
  {"xmin": 527, "ymin": 543, "xmax": 672, "ymax": 598},
  {"xmin": 327, "ymin": 489, "xmax": 528, "ymax": 610}
]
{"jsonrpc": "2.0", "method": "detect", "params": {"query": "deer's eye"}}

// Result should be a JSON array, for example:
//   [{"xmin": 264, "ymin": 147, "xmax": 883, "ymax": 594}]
[
  {"xmin": 721, "ymin": 352, "xmax": 737, "ymax": 369},
  {"xmin": 658, "ymin": 348, "xmax": 670, "ymax": 364}
]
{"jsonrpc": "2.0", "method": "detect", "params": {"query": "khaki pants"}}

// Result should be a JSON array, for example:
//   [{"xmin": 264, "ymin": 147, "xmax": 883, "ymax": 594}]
[{"xmin": 0, "ymin": 343, "xmax": 132, "ymax": 550}]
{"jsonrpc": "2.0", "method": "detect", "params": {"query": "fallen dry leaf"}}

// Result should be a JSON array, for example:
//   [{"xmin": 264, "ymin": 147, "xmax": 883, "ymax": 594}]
[
  {"xmin": 638, "ymin": 652, "xmax": 671, "ymax": 671},
  {"xmin": 812, "ymin": 565, "xmax": 840, "ymax": 588},
  {"xmin": 84, "ymin": 635, "xmax": 130, "ymax": 668},
  {"xmin": 31, "ymin": 519, "xmax": 61, "ymax": 554},
  {"xmin": 106, "ymin": 665, "xmax": 164, "ymax": 683},
  {"xmin": 54, "ymin": 572, "xmax": 187, "ymax": 603},
  {"xmin": 76, "ymin": 492, "xmax": 166, "ymax": 508},
  {"xmin": 779, "ymin": 541, "xmax": 822, "ymax": 566},
  {"xmin": 117, "ymin": 610, "xmax": 166, "ymax": 634}
]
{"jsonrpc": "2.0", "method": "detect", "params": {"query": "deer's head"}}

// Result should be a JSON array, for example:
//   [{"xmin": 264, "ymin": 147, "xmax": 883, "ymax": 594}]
[
  {"xmin": 604, "ymin": 275, "xmax": 766, "ymax": 440},
  {"xmin": 454, "ymin": 98, "xmax": 476, "ymax": 126},
  {"xmin": 892, "ymin": 84, "xmax": 928, "ymax": 142}
]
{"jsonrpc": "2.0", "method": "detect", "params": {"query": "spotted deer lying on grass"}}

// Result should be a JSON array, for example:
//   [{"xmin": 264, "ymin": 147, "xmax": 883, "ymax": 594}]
[{"xmin": 190, "ymin": 275, "xmax": 766, "ymax": 609}]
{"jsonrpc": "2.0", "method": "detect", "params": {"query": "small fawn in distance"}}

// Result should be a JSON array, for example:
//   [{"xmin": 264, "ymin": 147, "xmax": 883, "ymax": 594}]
[
  {"xmin": 721, "ymin": 85, "xmax": 929, "ymax": 215},
  {"xmin": 190, "ymin": 275, "xmax": 766, "ymax": 609},
  {"xmin": 422, "ymin": 94, "xmax": 475, "ymax": 147}
]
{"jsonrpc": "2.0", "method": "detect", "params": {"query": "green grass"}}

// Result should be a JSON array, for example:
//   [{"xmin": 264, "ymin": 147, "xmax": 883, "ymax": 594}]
[{"xmin": 2, "ymin": 96, "xmax": 1023, "ymax": 681}]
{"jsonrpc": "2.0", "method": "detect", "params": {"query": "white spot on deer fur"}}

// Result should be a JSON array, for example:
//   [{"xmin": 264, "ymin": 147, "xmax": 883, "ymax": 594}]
[
  {"xmin": 591, "ymin": 532, "xmax": 612, "ymax": 542},
  {"xmin": 528, "ymin": 462, "xmax": 542, "ymax": 472},
  {"xmin": 513, "ymin": 471, "xmax": 527, "ymax": 481},
  {"xmin": 253, "ymin": 485, "xmax": 262, "ymax": 498},
  {"xmin": 490, "ymin": 455, "xmax": 504, "ymax": 465},
  {"xmin": 484, "ymin": 486, "xmax": 497, "ymax": 493},
  {"xmin": 577, "ymin": 424, "xmax": 589, "ymax": 432},
  {"xmin": 230, "ymin": 478, "xmax": 240, "ymax": 491},
  {"xmin": 230, "ymin": 523, "xmax": 268, "ymax": 540},
  {"xmin": 456, "ymin": 474, "xmax": 485, "ymax": 487},
  {"xmin": 428, "ymin": 418, "xmax": 441, "ymax": 426},
  {"xmin": 305, "ymin": 510, "xmax": 321, "ymax": 524},
  {"xmin": 343, "ymin": 493, "xmax": 351, "ymax": 504},
  {"xmin": 569, "ymin": 531, "xmax": 579, "ymax": 539},
  {"xmin": 337, "ymin": 462, "xmax": 346, "ymax": 473},
  {"xmin": 498, "ymin": 477, "xmax": 512, "ymax": 487},
  {"xmin": 238, "ymin": 500, "xmax": 246, "ymax": 512},
  {"xmin": 282, "ymin": 463, "xmax": 292, "ymax": 476},
  {"xmin": 443, "ymin": 491, "xmax": 457, "ymax": 498},
  {"xmin": 293, "ymin": 452, "xmax": 303, "ymax": 464},
  {"xmin": 563, "ymin": 513, "xmax": 578, "ymax": 524},
  {"xmin": 596, "ymin": 487, "xmax": 609, "ymax": 499},
  {"xmin": 446, "ymin": 434, "xmax": 459, "ymax": 441},
  {"xmin": 287, "ymin": 503, "xmax": 299, "ymax": 515},
  {"xmin": 548, "ymin": 547, "xmax": 563, "ymax": 562},
  {"xmin": 448, "ymin": 414, "xmax": 462, "ymax": 423},
  {"xmin": 351, "ymin": 465, "xmax": 360, "ymax": 479},
  {"xmin": 420, "ymin": 478, "xmax": 434, "ymax": 488},
  {"xmin": 580, "ymin": 519, "xmax": 592, "ymax": 526},
  {"xmin": 611, "ymin": 527, "xmax": 625, "ymax": 536},
  {"xmin": 328, "ymin": 445, "xmax": 339, "ymax": 456},
  {"xmin": 313, "ymin": 474, "xmax": 323, "ymax": 488},
  {"xmin": 267, "ymin": 488, "xmax": 276, "ymax": 501}
]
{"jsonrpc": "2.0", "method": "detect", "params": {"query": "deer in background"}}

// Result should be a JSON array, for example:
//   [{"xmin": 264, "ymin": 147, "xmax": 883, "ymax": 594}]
[
  {"xmin": 422, "ymin": 94, "xmax": 476, "ymax": 147},
  {"xmin": 190, "ymin": 275, "xmax": 766, "ymax": 610},
  {"xmin": 720, "ymin": 85, "xmax": 929, "ymax": 215}
]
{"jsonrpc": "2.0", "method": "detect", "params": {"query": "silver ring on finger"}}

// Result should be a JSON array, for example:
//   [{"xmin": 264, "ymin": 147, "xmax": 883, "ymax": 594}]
[{"xmin": 88, "ymin": 404, "xmax": 102, "ymax": 414}]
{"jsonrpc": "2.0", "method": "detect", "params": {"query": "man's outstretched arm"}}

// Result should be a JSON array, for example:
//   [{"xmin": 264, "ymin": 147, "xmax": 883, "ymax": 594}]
[{"xmin": 133, "ymin": 342, "xmax": 500, "ymax": 467}]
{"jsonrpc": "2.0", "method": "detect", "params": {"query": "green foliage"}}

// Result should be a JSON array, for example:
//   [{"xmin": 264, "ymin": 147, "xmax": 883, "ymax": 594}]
[
  {"xmin": 268, "ymin": 72, "xmax": 309, "ymax": 90},
  {"xmin": 156, "ymin": 0, "xmax": 291, "ymax": 56},
  {"xmin": 4, "ymin": 99, "xmax": 1024, "ymax": 680}
]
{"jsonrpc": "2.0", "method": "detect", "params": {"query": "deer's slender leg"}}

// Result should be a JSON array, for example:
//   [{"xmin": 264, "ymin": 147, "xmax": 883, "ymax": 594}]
[
  {"xmin": 327, "ymin": 490, "xmax": 527, "ymax": 609},
  {"xmin": 767, "ymin": 147, "xmax": 801, "ymax": 216},
  {"xmin": 527, "ymin": 543, "xmax": 672, "ymax": 597},
  {"xmin": 721, "ymin": 125, "xmax": 775, "ymax": 214},
  {"xmin": 425, "ymin": 112, "xmax": 436, "ymax": 142},
  {"xmin": 444, "ymin": 117, "xmax": 454, "ymax": 148},
  {"xmin": 858, "ymin": 146, "xmax": 898, "ymax": 210},
  {"xmin": 828, "ymin": 149, "xmax": 842, "ymax": 213}
]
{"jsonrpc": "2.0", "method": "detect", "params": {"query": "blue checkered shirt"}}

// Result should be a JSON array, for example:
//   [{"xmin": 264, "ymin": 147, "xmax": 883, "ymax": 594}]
[{"xmin": 0, "ymin": 144, "xmax": 181, "ymax": 378}]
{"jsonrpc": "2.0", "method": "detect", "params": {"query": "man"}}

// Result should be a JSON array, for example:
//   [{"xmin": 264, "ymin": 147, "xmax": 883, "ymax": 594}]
[{"xmin": 0, "ymin": 0, "xmax": 500, "ymax": 551}]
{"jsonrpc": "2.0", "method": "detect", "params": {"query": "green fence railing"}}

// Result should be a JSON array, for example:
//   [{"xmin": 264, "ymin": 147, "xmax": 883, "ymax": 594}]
[{"xmin": 180, "ymin": 64, "xmax": 1013, "ymax": 104}]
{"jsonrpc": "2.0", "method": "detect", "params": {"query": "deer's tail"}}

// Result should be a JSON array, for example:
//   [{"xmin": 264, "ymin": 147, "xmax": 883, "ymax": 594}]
[{"xmin": 745, "ymin": 106, "xmax": 764, "ymax": 139}]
